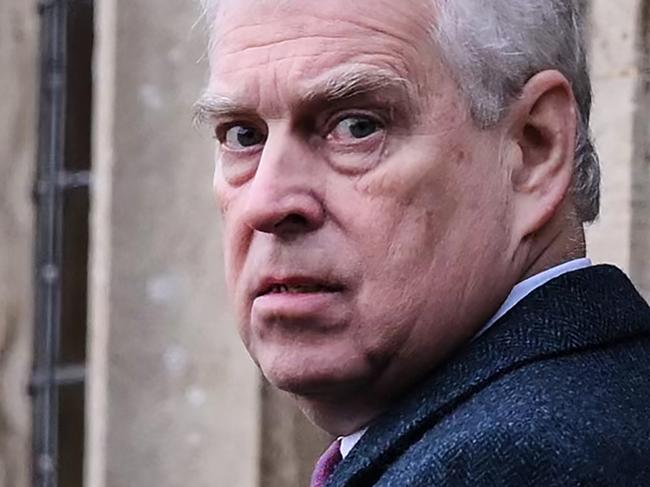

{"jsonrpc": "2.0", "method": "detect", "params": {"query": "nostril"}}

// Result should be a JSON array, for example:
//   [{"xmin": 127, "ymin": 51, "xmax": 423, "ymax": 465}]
[
  {"xmin": 274, "ymin": 213, "xmax": 313, "ymax": 233},
  {"xmin": 281, "ymin": 213, "xmax": 309, "ymax": 227}
]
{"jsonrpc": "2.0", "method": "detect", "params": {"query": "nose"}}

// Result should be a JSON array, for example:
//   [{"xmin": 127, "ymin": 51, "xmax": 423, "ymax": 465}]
[{"xmin": 243, "ymin": 133, "xmax": 326, "ymax": 237}]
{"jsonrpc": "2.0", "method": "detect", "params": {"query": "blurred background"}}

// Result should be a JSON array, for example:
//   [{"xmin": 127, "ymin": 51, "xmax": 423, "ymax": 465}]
[{"xmin": 0, "ymin": 0, "xmax": 648, "ymax": 486}]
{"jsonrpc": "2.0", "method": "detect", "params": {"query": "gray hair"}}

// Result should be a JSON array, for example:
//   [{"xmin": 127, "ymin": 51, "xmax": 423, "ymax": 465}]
[{"xmin": 200, "ymin": 0, "xmax": 601, "ymax": 223}]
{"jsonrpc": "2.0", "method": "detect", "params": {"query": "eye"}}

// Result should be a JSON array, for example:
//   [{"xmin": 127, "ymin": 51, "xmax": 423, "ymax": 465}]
[
  {"xmin": 329, "ymin": 116, "xmax": 383, "ymax": 142},
  {"xmin": 221, "ymin": 124, "xmax": 266, "ymax": 151}
]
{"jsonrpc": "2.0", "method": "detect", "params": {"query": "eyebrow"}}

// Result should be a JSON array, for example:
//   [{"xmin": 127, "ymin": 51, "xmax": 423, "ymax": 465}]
[
  {"xmin": 192, "ymin": 93, "xmax": 249, "ymax": 127},
  {"xmin": 301, "ymin": 65, "xmax": 412, "ymax": 105},
  {"xmin": 192, "ymin": 65, "xmax": 414, "ymax": 126}
]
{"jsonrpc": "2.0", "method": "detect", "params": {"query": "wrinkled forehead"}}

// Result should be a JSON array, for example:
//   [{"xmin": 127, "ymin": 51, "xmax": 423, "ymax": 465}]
[
  {"xmin": 207, "ymin": 0, "xmax": 438, "ymax": 114},
  {"xmin": 209, "ymin": 0, "xmax": 437, "ymax": 72}
]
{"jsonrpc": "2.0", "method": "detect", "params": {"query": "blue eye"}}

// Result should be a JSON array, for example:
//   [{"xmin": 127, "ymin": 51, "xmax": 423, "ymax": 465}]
[
  {"xmin": 331, "ymin": 116, "xmax": 382, "ymax": 140},
  {"xmin": 223, "ymin": 125, "xmax": 266, "ymax": 150}
]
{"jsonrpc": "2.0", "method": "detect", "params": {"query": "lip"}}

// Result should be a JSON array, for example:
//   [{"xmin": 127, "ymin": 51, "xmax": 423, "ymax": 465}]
[
  {"xmin": 251, "ymin": 274, "xmax": 347, "ymax": 321},
  {"xmin": 253, "ymin": 275, "xmax": 345, "ymax": 300}
]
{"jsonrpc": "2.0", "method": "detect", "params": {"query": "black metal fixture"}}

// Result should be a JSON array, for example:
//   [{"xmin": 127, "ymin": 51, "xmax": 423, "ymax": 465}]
[{"xmin": 32, "ymin": 0, "xmax": 93, "ymax": 485}]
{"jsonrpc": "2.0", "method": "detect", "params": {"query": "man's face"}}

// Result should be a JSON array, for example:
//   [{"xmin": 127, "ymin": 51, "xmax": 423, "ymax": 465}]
[{"xmin": 205, "ymin": 0, "xmax": 517, "ymax": 408}]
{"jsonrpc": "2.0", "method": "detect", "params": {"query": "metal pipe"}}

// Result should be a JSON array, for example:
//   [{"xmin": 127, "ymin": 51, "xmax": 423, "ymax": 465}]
[{"xmin": 33, "ymin": 1, "xmax": 68, "ymax": 486}]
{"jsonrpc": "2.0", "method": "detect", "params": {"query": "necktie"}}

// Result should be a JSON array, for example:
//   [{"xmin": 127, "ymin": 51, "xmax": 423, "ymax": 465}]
[{"xmin": 310, "ymin": 439, "xmax": 343, "ymax": 487}]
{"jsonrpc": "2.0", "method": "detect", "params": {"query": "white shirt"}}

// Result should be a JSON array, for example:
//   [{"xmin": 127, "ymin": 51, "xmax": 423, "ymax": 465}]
[{"xmin": 338, "ymin": 258, "xmax": 592, "ymax": 458}]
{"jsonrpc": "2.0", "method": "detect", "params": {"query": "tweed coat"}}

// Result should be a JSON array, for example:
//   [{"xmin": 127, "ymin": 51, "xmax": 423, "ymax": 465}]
[{"xmin": 326, "ymin": 265, "xmax": 650, "ymax": 486}]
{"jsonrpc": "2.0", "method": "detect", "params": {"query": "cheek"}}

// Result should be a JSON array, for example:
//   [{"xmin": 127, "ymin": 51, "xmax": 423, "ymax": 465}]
[
  {"xmin": 351, "ymin": 163, "xmax": 460, "ymax": 271},
  {"xmin": 214, "ymin": 182, "xmax": 250, "ymax": 292},
  {"xmin": 339, "ymin": 151, "xmax": 488, "ymax": 358},
  {"xmin": 343, "ymin": 203, "xmax": 443, "ymax": 352},
  {"xmin": 223, "ymin": 221, "xmax": 251, "ymax": 294},
  {"xmin": 213, "ymin": 160, "xmax": 233, "ymax": 215}
]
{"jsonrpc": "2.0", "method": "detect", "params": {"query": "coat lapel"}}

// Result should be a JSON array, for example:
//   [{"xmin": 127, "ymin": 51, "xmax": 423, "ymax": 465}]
[{"xmin": 328, "ymin": 265, "xmax": 650, "ymax": 486}]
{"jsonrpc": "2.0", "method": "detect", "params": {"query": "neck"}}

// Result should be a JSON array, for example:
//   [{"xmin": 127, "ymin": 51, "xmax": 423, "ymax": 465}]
[
  {"xmin": 519, "ymin": 205, "xmax": 586, "ymax": 282},
  {"xmin": 295, "ymin": 393, "xmax": 381, "ymax": 436}
]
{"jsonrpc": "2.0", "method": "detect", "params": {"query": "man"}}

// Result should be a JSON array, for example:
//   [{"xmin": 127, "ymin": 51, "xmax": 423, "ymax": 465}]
[{"xmin": 194, "ymin": 0, "xmax": 650, "ymax": 485}]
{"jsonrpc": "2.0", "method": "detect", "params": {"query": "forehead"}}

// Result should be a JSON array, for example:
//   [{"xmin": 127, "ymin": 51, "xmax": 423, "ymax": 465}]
[{"xmin": 208, "ymin": 0, "xmax": 438, "ymax": 102}]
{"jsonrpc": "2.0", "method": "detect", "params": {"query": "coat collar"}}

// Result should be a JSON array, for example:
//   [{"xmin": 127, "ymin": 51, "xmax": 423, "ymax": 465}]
[{"xmin": 328, "ymin": 265, "xmax": 650, "ymax": 486}]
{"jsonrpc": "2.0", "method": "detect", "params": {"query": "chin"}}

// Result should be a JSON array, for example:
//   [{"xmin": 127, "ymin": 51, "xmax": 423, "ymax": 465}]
[{"xmin": 260, "ymin": 350, "xmax": 372, "ymax": 398}]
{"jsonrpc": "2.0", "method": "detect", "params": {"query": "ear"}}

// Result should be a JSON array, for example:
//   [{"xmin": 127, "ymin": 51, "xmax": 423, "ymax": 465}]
[{"xmin": 505, "ymin": 70, "xmax": 577, "ymax": 240}]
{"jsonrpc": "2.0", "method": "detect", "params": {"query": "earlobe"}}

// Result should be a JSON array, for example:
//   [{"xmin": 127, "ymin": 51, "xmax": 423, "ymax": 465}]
[{"xmin": 508, "ymin": 70, "xmax": 577, "ymax": 239}]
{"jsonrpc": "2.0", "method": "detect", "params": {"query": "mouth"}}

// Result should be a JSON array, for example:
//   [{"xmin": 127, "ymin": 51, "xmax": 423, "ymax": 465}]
[
  {"xmin": 256, "ymin": 278, "xmax": 344, "ymax": 298},
  {"xmin": 251, "ymin": 275, "xmax": 349, "ymax": 328}
]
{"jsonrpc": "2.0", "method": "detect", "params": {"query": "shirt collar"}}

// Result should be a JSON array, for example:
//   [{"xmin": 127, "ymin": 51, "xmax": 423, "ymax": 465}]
[
  {"xmin": 475, "ymin": 257, "xmax": 592, "ymax": 339},
  {"xmin": 338, "ymin": 257, "xmax": 593, "ymax": 458},
  {"xmin": 339, "ymin": 428, "xmax": 367, "ymax": 458}
]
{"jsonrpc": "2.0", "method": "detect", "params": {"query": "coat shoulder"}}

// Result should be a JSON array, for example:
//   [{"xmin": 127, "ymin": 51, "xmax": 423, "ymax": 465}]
[{"xmin": 379, "ymin": 338, "xmax": 650, "ymax": 486}]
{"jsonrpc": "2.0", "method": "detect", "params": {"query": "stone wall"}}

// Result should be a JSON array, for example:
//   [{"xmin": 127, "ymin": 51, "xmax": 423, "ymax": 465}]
[
  {"xmin": 630, "ymin": 1, "xmax": 650, "ymax": 299},
  {"xmin": 0, "ymin": 1, "xmax": 38, "ymax": 486},
  {"xmin": 85, "ymin": 0, "xmax": 262, "ymax": 485},
  {"xmin": 587, "ymin": 0, "xmax": 649, "ymax": 302}
]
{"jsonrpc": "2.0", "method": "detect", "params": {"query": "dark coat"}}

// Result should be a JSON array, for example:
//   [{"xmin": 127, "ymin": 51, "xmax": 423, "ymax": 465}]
[{"xmin": 327, "ymin": 265, "xmax": 650, "ymax": 486}]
